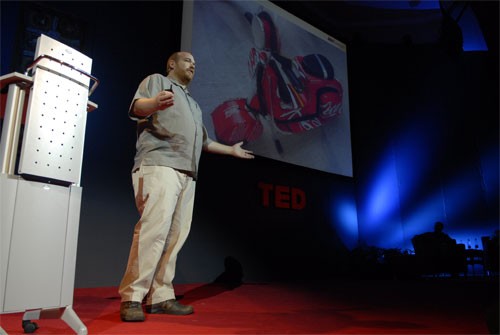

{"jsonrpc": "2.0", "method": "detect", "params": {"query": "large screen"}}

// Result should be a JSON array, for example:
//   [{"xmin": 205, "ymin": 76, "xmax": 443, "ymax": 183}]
[{"xmin": 182, "ymin": 0, "xmax": 352, "ymax": 177}]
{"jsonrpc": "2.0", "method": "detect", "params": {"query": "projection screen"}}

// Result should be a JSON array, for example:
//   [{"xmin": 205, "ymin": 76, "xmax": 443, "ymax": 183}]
[{"xmin": 182, "ymin": 0, "xmax": 352, "ymax": 177}]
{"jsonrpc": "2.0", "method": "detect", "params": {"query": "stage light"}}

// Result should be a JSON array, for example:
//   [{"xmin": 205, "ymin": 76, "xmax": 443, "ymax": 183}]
[
  {"xmin": 337, "ymin": 200, "xmax": 359, "ymax": 235},
  {"xmin": 329, "ymin": 198, "xmax": 359, "ymax": 250},
  {"xmin": 364, "ymin": 150, "xmax": 400, "ymax": 225}
]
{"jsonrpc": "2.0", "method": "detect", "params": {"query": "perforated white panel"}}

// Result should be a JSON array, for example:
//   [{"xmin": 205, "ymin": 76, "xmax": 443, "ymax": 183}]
[
  {"xmin": 18, "ymin": 69, "xmax": 88, "ymax": 184},
  {"xmin": 34, "ymin": 34, "xmax": 92, "ymax": 87}
]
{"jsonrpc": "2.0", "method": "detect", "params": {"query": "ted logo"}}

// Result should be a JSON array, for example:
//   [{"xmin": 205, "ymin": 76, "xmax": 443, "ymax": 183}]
[{"xmin": 257, "ymin": 182, "xmax": 306, "ymax": 210}]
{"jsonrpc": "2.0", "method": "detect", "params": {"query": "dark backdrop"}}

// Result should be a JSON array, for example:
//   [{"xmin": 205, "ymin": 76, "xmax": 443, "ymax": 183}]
[{"xmin": 1, "ymin": 1, "xmax": 498, "ymax": 288}]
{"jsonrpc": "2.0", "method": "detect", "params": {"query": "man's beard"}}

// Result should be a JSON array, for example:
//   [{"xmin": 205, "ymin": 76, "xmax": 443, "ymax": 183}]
[
  {"xmin": 180, "ymin": 70, "xmax": 193, "ymax": 85},
  {"xmin": 183, "ymin": 72, "xmax": 193, "ymax": 84}
]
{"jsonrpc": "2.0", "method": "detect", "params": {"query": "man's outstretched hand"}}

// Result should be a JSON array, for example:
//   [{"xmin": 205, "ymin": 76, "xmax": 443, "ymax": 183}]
[
  {"xmin": 232, "ymin": 141, "xmax": 254, "ymax": 159},
  {"xmin": 205, "ymin": 141, "xmax": 254, "ymax": 159}
]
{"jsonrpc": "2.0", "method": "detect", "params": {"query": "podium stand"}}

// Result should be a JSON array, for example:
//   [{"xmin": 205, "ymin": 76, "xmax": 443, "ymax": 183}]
[{"xmin": 0, "ymin": 34, "xmax": 99, "ymax": 334}]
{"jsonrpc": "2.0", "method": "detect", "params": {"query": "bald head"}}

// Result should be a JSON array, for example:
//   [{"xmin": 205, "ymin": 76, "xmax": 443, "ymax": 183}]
[
  {"xmin": 166, "ymin": 52, "xmax": 180, "ymax": 74},
  {"xmin": 166, "ymin": 52, "xmax": 196, "ymax": 85},
  {"xmin": 167, "ymin": 52, "xmax": 192, "ymax": 73}
]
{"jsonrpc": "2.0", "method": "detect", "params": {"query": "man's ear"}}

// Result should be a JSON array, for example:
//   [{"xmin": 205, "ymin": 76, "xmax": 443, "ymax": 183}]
[{"xmin": 168, "ymin": 60, "xmax": 175, "ymax": 71}]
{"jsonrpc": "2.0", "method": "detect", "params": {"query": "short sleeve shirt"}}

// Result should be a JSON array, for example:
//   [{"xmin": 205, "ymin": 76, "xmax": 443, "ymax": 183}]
[{"xmin": 129, "ymin": 74, "xmax": 212, "ymax": 179}]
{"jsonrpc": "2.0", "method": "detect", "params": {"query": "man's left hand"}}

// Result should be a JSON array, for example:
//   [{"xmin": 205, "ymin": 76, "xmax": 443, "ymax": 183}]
[{"xmin": 232, "ymin": 141, "xmax": 254, "ymax": 159}]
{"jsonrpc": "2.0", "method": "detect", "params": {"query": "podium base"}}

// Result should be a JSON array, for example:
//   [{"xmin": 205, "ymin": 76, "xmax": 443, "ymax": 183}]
[{"xmin": 22, "ymin": 305, "xmax": 87, "ymax": 335}]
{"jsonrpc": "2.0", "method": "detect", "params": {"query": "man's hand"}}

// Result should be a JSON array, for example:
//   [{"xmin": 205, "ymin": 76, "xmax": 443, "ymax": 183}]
[
  {"xmin": 133, "ymin": 91, "xmax": 174, "ymax": 117},
  {"xmin": 156, "ymin": 90, "xmax": 174, "ymax": 110},
  {"xmin": 231, "ymin": 141, "xmax": 254, "ymax": 159},
  {"xmin": 205, "ymin": 141, "xmax": 254, "ymax": 159}
]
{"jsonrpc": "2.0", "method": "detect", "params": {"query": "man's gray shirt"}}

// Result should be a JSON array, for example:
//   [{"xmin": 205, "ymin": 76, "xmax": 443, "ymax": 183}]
[{"xmin": 129, "ymin": 74, "xmax": 212, "ymax": 179}]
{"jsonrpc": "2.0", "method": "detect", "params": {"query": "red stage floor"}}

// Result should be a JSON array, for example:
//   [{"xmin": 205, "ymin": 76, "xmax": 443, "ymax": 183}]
[{"xmin": 1, "ymin": 278, "xmax": 497, "ymax": 334}]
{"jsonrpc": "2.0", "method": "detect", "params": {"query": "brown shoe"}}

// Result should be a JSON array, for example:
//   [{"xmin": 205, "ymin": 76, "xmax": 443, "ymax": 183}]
[
  {"xmin": 120, "ymin": 301, "xmax": 145, "ymax": 322},
  {"xmin": 145, "ymin": 299, "xmax": 193, "ymax": 315}
]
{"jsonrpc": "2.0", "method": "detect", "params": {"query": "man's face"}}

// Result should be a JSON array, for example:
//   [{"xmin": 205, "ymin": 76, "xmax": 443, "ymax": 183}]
[{"xmin": 170, "ymin": 53, "xmax": 195, "ymax": 85}]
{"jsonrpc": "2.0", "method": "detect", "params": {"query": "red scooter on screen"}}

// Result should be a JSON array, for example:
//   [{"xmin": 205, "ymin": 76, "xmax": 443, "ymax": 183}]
[{"xmin": 212, "ymin": 10, "xmax": 343, "ymax": 154}]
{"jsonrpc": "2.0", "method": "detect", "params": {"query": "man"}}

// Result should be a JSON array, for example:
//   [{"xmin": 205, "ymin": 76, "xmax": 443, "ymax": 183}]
[
  {"xmin": 432, "ymin": 221, "xmax": 454, "ymax": 245},
  {"xmin": 119, "ymin": 52, "xmax": 253, "ymax": 322}
]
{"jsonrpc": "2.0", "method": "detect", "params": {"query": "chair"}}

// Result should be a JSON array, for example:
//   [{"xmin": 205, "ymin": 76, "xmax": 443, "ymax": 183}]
[
  {"xmin": 411, "ymin": 232, "xmax": 467, "ymax": 277},
  {"xmin": 464, "ymin": 248, "xmax": 485, "ymax": 276},
  {"xmin": 482, "ymin": 236, "xmax": 499, "ymax": 276}
]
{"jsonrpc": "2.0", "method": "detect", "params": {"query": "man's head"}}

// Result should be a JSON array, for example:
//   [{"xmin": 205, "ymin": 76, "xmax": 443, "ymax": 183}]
[
  {"xmin": 434, "ymin": 221, "xmax": 444, "ymax": 233},
  {"xmin": 166, "ymin": 52, "xmax": 195, "ymax": 85}
]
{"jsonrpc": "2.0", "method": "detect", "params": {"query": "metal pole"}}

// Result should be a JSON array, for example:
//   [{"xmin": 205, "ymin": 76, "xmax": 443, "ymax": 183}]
[{"xmin": 0, "ymin": 83, "xmax": 25, "ymax": 175}]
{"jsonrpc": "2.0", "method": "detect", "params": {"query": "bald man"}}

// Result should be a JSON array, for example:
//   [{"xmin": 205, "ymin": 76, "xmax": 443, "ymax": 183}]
[{"xmin": 119, "ymin": 52, "xmax": 253, "ymax": 322}]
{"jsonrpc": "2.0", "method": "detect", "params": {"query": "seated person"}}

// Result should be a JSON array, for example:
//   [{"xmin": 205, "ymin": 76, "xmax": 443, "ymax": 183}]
[
  {"xmin": 431, "ymin": 221, "xmax": 454, "ymax": 245},
  {"xmin": 411, "ymin": 222, "xmax": 465, "ymax": 275}
]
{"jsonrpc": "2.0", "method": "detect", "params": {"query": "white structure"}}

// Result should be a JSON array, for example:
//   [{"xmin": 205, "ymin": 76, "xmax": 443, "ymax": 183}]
[{"xmin": 0, "ymin": 34, "xmax": 98, "ymax": 335}]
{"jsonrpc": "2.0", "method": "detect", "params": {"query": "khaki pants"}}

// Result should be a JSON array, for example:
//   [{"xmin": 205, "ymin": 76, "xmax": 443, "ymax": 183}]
[{"xmin": 119, "ymin": 165, "xmax": 195, "ymax": 304}]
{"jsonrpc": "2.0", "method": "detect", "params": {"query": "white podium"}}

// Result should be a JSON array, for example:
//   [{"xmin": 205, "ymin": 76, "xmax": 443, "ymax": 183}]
[{"xmin": 0, "ymin": 34, "xmax": 98, "ymax": 335}]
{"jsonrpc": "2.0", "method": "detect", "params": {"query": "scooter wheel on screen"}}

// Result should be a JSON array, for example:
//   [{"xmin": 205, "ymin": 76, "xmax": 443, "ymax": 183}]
[{"xmin": 22, "ymin": 320, "xmax": 39, "ymax": 334}]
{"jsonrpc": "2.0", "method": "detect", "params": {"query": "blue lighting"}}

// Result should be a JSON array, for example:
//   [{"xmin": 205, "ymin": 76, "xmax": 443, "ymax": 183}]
[
  {"xmin": 357, "ymin": 112, "xmax": 498, "ymax": 251},
  {"xmin": 347, "ymin": 0, "xmax": 488, "ymax": 51},
  {"xmin": 365, "ymin": 148, "xmax": 400, "ymax": 226},
  {"xmin": 393, "ymin": 122, "xmax": 436, "ymax": 204},
  {"xmin": 402, "ymin": 191, "xmax": 445, "ymax": 243},
  {"xmin": 336, "ymin": 200, "xmax": 359, "ymax": 236},
  {"xmin": 459, "ymin": 6, "xmax": 488, "ymax": 51},
  {"xmin": 481, "ymin": 146, "xmax": 500, "ymax": 197},
  {"xmin": 356, "ymin": 145, "xmax": 407, "ymax": 248},
  {"xmin": 388, "ymin": 159, "xmax": 496, "ymax": 250},
  {"xmin": 348, "ymin": 1, "xmax": 440, "ymax": 10},
  {"xmin": 329, "ymin": 196, "xmax": 359, "ymax": 250}
]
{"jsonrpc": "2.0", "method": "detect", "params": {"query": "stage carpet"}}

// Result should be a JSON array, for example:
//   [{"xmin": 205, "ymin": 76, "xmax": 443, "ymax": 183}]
[{"xmin": 1, "ymin": 278, "xmax": 497, "ymax": 334}]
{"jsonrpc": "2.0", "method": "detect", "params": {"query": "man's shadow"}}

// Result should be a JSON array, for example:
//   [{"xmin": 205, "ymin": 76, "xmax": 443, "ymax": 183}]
[{"xmin": 178, "ymin": 256, "xmax": 243, "ymax": 304}]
